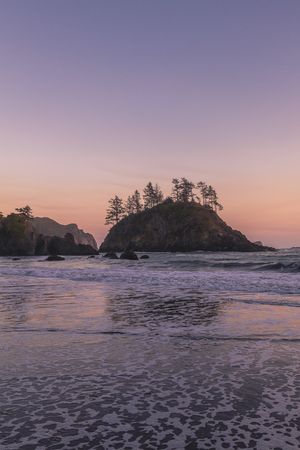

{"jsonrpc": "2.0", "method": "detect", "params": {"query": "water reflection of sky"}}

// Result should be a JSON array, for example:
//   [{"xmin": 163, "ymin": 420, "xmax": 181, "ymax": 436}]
[{"xmin": 0, "ymin": 270, "xmax": 299, "ymax": 341}]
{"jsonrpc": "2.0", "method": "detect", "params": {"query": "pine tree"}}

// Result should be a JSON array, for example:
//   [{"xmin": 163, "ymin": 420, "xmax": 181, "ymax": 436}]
[
  {"xmin": 171, "ymin": 178, "xmax": 181, "ymax": 202},
  {"xmin": 143, "ymin": 182, "xmax": 164, "ymax": 208},
  {"xmin": 15, "ymin": 205, "xmax": 33, "ymax": 219},
  {"xmin": 132, "ymin": 190, "xmax": 143, "ymax": 213},
  {"xmin": 143, "ymin": 182, "xmax": 154, "ymax": 208},
  {"xmin": 105, "ymin": 196, "xmax": 125, "ymax": 225},
  {"xmin": 125, "ymin": 195, "xmax": 135, "ymax": 215},
  {"xmin": 153, "ymin": 184, "xmax": 164, "ymax": 205},
  {"xmin": 196, "ymin": 181, "xmax": 207, "ymax": 205},
  {"xmin": 178, "ymin": 178, "xmax": 195, "ymax": 202}
]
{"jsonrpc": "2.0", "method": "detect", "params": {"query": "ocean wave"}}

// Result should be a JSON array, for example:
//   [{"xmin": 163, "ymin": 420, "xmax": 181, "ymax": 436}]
[
  {"xmin": 157, "ymin": 256, "xmax": 300, "ymax": 273},
  {"xmin": 2, "ymin": 326, "xmax": 300, "ymax": 343},
  {"xmin": 255, "ymin": 262, "xmax": 300, "ymax": 272},
  {"xmin": 1, "ymin": 267, "xmax": 300, "ymax": 302}
]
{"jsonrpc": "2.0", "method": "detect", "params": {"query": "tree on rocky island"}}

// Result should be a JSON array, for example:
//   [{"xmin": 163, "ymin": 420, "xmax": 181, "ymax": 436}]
[
  {"xmin": 143, "ymin": 182, "xmax": 163, "ymax": 209},
  {"xmin": 126, "ymin": 190, "xmax": 143, "ymax": 215},
  {"xmin": 15, "ymin": 205, "xmax": 33, "ymax": 219},
  {"xmin": 171, "ymin": 178, "xmax": 180, "ymax": 202},
  {"xmin": 132, "ymin": 190, "xmax": 143, "ymax": 213},
  {"xmin": 105, "ymin": 177, "xmax": 223, "ymax": 225},
  {"xmin": 196, "ymin": 181, "xmax": 207, "ymax": 205},
  {"xmin": 105, "ymin": 196, "xmax": 125, "ymax": 225},
  {"xmin": 195, "ymin": 182, "xmax": 223, "ymax": 212},
  {"xmin": 172, "ymin": 177, "xmax": 195, "ymax": 202}
]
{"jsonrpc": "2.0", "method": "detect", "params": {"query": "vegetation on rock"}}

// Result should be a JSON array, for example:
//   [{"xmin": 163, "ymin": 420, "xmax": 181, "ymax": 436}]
[
  {"xmin": 100, "ymin": 199, "xmax": 274, "ymax": 253},
  {"xmin": 105, "ymin": 178, "xmax": 223, "ymax": 226}
]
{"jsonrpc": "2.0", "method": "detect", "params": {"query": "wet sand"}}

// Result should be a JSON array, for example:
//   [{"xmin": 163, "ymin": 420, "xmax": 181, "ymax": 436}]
[
  {"xmin": 0, "ymin": 255, "xmax": 300, "ymax": 449},
  {"xmin": 0, "ymin": 332, "xmax": 299, "ymax": 450}
]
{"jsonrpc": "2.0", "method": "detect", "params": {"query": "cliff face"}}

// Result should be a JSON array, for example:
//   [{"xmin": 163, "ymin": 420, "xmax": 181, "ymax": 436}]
[
  {"xmin": 34, "ymin": 232, "xmax": 98, "ymax": 256},
  {"xmin": 100, "ymin": 202, "xmax": 274, "ymax": 252},
  {"xmin": 32, "ymin": 217, "xmax": 98, "ymax": 250},
  {"xmin": 0, "ymin": 215, "xmax": 98, "ymax": 256}
]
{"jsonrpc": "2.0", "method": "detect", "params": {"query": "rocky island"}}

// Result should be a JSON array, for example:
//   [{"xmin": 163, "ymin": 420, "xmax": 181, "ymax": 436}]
[
  {"xmin": 100, "ymin": 201, "xmax": 273, "ymax": 252},
  {"xmin": 100, "ymin": 178, "xmax": 274, "ymax": 253}
]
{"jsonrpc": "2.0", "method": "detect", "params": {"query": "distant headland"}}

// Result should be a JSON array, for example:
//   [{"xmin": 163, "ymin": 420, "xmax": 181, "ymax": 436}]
[{"xmin": 0, "ymin": 206, "xmax": 97, "ymax": 256}]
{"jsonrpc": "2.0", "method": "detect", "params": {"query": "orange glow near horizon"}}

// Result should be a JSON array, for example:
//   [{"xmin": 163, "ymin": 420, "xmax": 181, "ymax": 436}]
[
  {"xmin": 2, "ymin": 164, "xmax": 300, "ymax": 248},
  {"xmin": 1, "ymin": 1, "xmax": 300, "ymax": 248}
]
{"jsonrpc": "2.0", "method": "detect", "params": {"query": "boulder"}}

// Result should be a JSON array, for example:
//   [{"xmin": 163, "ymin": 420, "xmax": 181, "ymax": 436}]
[
  {"xmin": 103, "ymin": 252, "xmax": 118, "ymax": 259},
  {"xmin": 45, "ymin": 255, "xmax": 65, "ymax": 261},
  {"xmin": 120, "ymin": 250, "xmax": 139, "ymax": 260},
  {"xmin": 140, "ymin": 255, "xmax": 150, "ymax": 259}
]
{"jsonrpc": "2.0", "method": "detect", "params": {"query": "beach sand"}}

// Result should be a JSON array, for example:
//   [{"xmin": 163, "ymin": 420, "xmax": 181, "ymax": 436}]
[{"xmin": 0, "ymin": 332, "xmax": 299, "ymax": 450}]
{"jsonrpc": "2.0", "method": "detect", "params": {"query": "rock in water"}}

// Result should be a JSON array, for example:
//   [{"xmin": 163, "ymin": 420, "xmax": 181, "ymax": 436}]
[
  {"xmin": 45, "ymin": 255, "xmax": 65, "ymax": 261},
  {"xmin": 99, "ymin": 202, "xmax": 275, "ymax": 252},
  {"xmin": 120, "ymin": 250, "xmax": 139, "ymax": 260},
  {"xmin": 103, "ymin": 252, "xmax": 119, "ymax": 259},
  {"xmin": 140, "ymin": 255, "xmax": 150, "ymax": 259}
]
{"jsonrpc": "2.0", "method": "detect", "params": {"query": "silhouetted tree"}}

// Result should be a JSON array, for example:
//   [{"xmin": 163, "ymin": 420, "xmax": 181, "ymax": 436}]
[
  {"xmin": 198, "ymin": 184, "xmax": 223, "ymax": 212},
  {"xmin": 143, "ymin": 182, "xmax": 154, "ymax": 208},
  {"xmin": 206, "ymin": 185, "xmax": 215, "ymax": 208},
  {"xmin": 177, "ymin": 178, "xmax": 195, "ymax": 202},
  {"xmin": 15, "ymin": 205, "xmax": 33, "ymax": 219},
  {"xmin": 153, "ymin": 184, "xmax": 164, "ymax": 205},
  {"xmin": 131, "ymin": 190, "xmax": 143, "ymax": 213},
  {"xmin": 143, "ymin": 182, "xmax": 163, "ymax": 208},
  {"xmin": 171, "ymin": 178, "xmax": 181, "ymax": 201},
  {"xmin": 196, "ymin": 181, "xmax": 207, "ymax": 205},
  {"xmin": 105, "ymin": 196, "xmax": 125, "ymax": 225},
  {"xmin": 126, "ymin": 190, "xmax": 143, "ymax": 215},
  {"xmin": 215, "ymin": 202, "xmax": 223, "ymax": 212},
  {"xmin": 105, "ymin": 177, "xmax": 223, "ymax": 226},
  {"xmin": 125, "ymin": 195, "xmax": 135, "ymax": 215}
]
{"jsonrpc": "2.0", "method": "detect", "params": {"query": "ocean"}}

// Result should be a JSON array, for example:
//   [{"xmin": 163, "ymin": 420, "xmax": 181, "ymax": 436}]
[{"xmin": 0, "ymin": 250, "xmax": 299, "ymax": 449}]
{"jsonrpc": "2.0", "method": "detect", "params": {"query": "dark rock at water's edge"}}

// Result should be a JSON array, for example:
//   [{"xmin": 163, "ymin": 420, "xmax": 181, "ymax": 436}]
[
  {"xmin": 120, "ymin": 250, "xmax": 139, "ymax": 260},
  {"xmin": 45, "ymin": 255, "xmax": 65, "ymax": 261},
  {"xmin": 103, "ymin": 252, "xmax": 119, "ymax": 259},
  {"xmin": 88, "ymin": 255, "xmax": 96, "ymax": 258},
  {"xmin": 36, "ymin": 233, "xmax": 98, "ymax": 256},
  {"xmin": 100, "ymin": 202, "xmax": 275, "ymax": 253},
  {"xmin": 12, "ymin": 257, "xmax": 21, "ymax": 261},
  {"xmin": 140, "ymin": 255, "xmax": 150, "ymax": 259}
]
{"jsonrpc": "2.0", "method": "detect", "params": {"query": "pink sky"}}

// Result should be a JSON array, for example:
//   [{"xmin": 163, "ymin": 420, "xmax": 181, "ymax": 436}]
[{"xmin": 1, "ymin": 1, "xmax": 299, "ymax": 248}]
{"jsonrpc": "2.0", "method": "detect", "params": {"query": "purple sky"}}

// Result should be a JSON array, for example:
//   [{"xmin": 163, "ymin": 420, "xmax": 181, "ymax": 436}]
[{"xmin": 1, "ymin": 1, "xmax": 300, "ymax": 246}]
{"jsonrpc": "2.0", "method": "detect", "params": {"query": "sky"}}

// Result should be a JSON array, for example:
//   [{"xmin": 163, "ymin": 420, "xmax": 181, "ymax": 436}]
[{"xmin": 0, "ymin": 0, "xmax": 299, "ymax": 247}]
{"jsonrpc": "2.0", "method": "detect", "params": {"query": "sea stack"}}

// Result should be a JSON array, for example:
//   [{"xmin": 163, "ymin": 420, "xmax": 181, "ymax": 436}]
[{"xmin": 100, "ymin": 201, "xmax": 274, "ymax": 253}]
